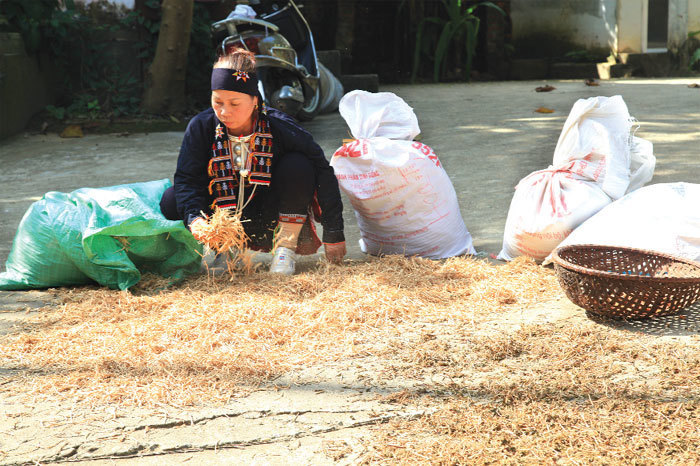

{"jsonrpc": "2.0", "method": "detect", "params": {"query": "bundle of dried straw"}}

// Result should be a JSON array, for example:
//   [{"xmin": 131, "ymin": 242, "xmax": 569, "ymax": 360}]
[{"xmin": 190, "ymin": 209, "xmax": 253, "ymax": 274}]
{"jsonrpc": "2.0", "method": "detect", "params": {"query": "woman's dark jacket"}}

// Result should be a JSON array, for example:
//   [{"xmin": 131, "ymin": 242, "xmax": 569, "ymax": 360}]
[{"xmin": 173, "ymin": 107, "xmax": 345, "ymax": 244}]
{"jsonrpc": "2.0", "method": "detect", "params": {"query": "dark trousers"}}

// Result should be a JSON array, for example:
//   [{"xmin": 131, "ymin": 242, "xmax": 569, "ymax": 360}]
[{"xmin": 160, "ymin": 151, "xmax": 316, "ymax": 250}]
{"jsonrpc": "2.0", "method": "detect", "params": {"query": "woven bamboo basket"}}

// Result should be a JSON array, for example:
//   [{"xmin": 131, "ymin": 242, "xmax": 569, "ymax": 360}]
[{"xmin": 551, "ymin": 245, "xmax": 700, "ymax": 319}]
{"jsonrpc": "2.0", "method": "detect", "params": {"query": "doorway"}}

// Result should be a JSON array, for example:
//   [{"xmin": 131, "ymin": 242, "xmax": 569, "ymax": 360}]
[{"xmin": 647, "ymin": 0, "xmax": 669, "ymax": 51}]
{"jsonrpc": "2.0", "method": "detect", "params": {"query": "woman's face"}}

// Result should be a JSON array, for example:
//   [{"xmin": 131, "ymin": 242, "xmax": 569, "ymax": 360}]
[{"xmin": 211, "ymin": 89, "xmax": 257, "ymax": 134}]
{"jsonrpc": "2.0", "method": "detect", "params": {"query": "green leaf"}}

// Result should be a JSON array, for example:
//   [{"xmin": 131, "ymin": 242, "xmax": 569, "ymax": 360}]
[
  {"xmin": 690, "ymin": 48, "xmax": 700, "ymax": 70},
  {"xmin": 442, "ymin": 0, "xmax": 461, "ymax": 23},
  {"xmin": 434, "ymin": 22, "xmax": 457, "ymax": 82},
  {"xmin": 464, "ymin": 18, "xmax": 480, "ymax": 80},
  {"xmin": 466, "ymin": 1, "xmax": 506, "ymax": 16},
  {"xmin": 45, "ymin": 105, "xmax": 66, "ymax": 120},
  {"xmin": 411, "ymin": 19, "xmax": 427, "ymax": 83}
]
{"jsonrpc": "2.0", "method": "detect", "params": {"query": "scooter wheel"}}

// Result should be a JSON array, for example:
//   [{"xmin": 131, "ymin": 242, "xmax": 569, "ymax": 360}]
[{"xmin": 296, "ymin": 85, "xmax": 320, "ymax": 121}]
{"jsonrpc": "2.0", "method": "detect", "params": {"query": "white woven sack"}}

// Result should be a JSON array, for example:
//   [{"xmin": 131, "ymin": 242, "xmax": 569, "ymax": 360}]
[
  {"xmin": 552, "ymin": 95, "xmax": 633, "ymax": 200},
  {"xmin": 497, "ymin": 169, "xmax": 611, "ymax": 262},
  {"xmin": 543, "ymin": 183, "xmax": 700, "ymax": 265},
  {"xmin": 626, "ymin": 136, "xmax": 655, "ymax": 194},
  {"xmin": 331, "ymin": 91, "xmax": 475, "ymax": 259},
  {"xmin": 498, "ymin": 95, "xmax": 655, "ymax": 262}
]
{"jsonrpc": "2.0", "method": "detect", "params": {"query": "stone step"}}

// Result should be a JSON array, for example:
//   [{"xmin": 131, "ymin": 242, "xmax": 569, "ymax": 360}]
[
  {"xmin": 316, "ymin": 50, "xmax": 341, "ymax": 78},
  {"xmin": 617, "ymin": 52, "xmax": 672, "ymax": 76},
  {"xmin": 509, "ymin": 58, "xmax": 549, "ymax": 80},
  {"xmin": 549, "ymin": 62, "xmax": 599, "ymax": 79},
  {"xmin": 339, "ymin": 74, "xmax": 379, "ymax": 93},
  {"xmin": 597, "ymin": 62, "xmax": 635, "ymax": 80}
]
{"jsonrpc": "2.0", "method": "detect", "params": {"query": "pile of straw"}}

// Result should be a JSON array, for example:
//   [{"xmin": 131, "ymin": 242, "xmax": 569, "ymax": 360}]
[
  {"xmin": 364, "ymin": 318, "xmax": 700, "ymax": 463},
  {"xmin": 0, "ymin": 256, "xmax": 558, "ymax": 406},
  {"xmin": 365, "ymin": 397, "xmax": 700, "ymax": 463}
]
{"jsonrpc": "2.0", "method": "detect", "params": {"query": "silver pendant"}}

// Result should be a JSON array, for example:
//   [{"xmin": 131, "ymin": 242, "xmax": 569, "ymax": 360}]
[{"xmin": 232, "ymin": 143, "xmax": 242, "ymax": 156}]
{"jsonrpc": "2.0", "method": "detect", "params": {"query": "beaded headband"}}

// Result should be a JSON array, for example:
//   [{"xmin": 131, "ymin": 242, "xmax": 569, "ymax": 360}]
[{"xmin": 211, "ymin": 67, "xmax": 259, "ymax": 96}]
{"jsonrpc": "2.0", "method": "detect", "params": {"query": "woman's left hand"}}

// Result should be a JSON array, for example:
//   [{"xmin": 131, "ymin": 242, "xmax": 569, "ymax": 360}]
[{"xmin": 324, "ymin": 242, "xmax": 346, "ymax": 264}]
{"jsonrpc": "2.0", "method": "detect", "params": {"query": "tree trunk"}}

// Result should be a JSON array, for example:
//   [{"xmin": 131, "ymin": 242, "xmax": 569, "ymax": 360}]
[{"xmin": 142, "ymin": 0, "xmax": 194, "ymax": 114}]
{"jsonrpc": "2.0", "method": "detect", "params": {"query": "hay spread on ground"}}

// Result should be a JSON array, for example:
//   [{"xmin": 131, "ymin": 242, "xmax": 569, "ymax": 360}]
[
  {"xmin": 361, "ymin": 316, "xmax": 700, "ymax": 463},
  {"xmin": 3, "ymin": 251, "xmax": 700, "ymax": 462},
  {"xmin": 0, "ymin": 255, "xmax": 557, "ymax": 407},
  {"xmin": 363, "ymin": 397, "xmax": 700, "ymax": 464}
]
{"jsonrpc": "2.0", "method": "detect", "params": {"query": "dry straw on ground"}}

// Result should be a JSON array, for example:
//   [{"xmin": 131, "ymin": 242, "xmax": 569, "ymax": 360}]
[
  {"xmin": 363, "ymin": 397, "xmax": 700, "ymax": 464},
  {"xmin": 0, "ymin": 256, "xmax": 558, "ymax": 407},
  {"xmin": 364, "ymin": 316, "xmax": 700, "ymax": 464}
]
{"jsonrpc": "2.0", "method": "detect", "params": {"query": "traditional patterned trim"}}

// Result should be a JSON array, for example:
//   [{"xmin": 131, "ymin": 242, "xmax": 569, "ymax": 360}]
[
  {"xmin": 279, "ymin": 213, "xmax": 308, "ymax": 224},
  {"xmin": 208, "ymin": 117, "xmax": 275, "ymax": 209}
]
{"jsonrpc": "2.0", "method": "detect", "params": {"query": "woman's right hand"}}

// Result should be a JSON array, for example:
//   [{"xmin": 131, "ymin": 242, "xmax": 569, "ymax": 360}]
[
  {"xmin": 324, "ymin": 241, "xmax": 347, "ymax": 264},
  {"xmin": 189, "ymin": 217, "xmax": 207, "ymax": 241}
]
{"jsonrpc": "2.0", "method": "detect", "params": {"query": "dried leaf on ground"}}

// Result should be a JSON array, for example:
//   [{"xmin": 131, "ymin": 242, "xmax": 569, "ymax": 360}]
[
  {"xmin": 534, "ymin": 107, "xmax": 555, "ymax": 114},
  {"xmin": 534, "ymin": 85, "xmax": 556, "ymax": 92},
  {"xmin": 585, "ymin": 78, "xmax": 600, "ymax": 86},
  {"xmin": 59, "ymin": 125, "xmax": 84, "ymax": 138}
]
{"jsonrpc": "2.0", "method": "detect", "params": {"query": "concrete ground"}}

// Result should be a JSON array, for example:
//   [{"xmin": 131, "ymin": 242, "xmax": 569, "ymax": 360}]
[
  {"xmin": 0, "ymin": 78, "xmax": 699, "ymax": 464},
  {"xmin": 2, "ymin": 78, "xmax": 700, "ymax": 268}
]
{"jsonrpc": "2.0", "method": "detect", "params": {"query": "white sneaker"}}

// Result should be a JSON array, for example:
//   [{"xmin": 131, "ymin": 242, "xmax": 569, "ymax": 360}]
[{"xmin": 269, "ymin": 246, "xmax": 296, "ymax": 275}]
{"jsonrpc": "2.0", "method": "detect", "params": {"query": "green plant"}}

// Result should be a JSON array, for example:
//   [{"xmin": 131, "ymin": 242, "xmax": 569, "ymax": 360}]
[
  {"xmin": 3, "ymin": 0, "xmax": 214, "ymax": 120},
  {"xmin": 689, "ymin": 30, "xmax": 700, "ymax": 71},
  {"xmin": 412, "ymin": 0, "xmax": 504, "ymax": 82},
  {"xmin": 690, "ymin": 49, "xmax": 700, "ymax": 71},
  {"xmin": 121, "ymin": 0, "xmax": 161, "ymax": 63},
  {"xmin": 562, "ymin": 50, "xmax": 601, "ymax": 63},
  {"xmin": 45, "ymin": 105, "xmax": 66, "ymax": 121},
  {"xmin": 0, "ymin": 0, "xmax": 67, "ymax": 53}
]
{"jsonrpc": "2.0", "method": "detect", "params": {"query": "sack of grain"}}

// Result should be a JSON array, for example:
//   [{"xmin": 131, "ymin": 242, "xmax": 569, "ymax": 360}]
[
  {"xmin": 498, "ymin": 95, "xmax": 655, "ymax": 262},
  {"xmin": 544, "ymin": 182, "xmax": 700, "ymax": 264},
  {"xmin": 331, "ymin": 90, "xmax": 475, "ymax": 259}
]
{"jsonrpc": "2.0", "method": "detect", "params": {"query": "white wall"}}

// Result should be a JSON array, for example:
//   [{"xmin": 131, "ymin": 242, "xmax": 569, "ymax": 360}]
[
  {"xmin": 617, "ymin": 0, "xmax": 645, "ymax": 53},
  {"xmin": 511, "ymin": 0, "xmax": 618, "ymax": 51},
  {"xmin": 668, "ymin": 0, "xmax": 689, "ymax": 50},
  {"xmin": 689, "ymin": 0, "xmax": 700, "ymax": 34},
  {"xmin": 618, "ymin": 0, "xmax": 690, "ymax": 53}
]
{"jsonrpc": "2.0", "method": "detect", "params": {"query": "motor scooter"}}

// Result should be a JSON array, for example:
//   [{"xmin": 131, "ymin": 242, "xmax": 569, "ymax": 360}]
[{"xmin": 211, "ymin": 1, "xmax": 341, "ymax": 121}]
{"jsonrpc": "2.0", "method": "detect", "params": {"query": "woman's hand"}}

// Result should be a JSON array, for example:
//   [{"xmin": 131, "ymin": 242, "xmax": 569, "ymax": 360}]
[
  {"xmin": 189, "ymin": 217, "xmax": 207, "ymax": 242},
  {"xmin": 324, "ymin": 242, "xmax": 346, "ymax": 264}
]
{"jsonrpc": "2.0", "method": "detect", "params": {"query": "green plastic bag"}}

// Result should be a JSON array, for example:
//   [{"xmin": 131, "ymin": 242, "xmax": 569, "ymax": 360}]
[{"xmin": 0, "ymin": 179, "xmax": 202, "ymax": 290}]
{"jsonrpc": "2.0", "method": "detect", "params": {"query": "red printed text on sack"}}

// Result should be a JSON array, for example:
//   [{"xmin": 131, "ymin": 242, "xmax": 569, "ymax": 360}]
[
  {"xmin": 411, "ymin": 142, "xmax": 441, "ymax": 168},
  {"xmin": 334, "ymin": 139, "xmax": 367, "ymax": 158}
]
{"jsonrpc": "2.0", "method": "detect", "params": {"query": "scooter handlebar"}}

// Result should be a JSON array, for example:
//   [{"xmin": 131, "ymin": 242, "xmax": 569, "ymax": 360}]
[{"xmin": 211, "ymin": 17, "xmax": 280, "ymax": 35}]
